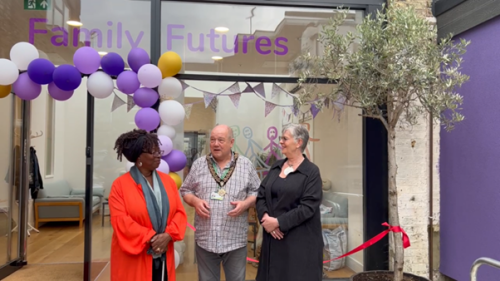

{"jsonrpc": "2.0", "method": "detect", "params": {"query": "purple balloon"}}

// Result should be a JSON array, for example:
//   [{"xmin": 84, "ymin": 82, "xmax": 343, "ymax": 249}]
[
  {"xmin": 133, "ymin": 87, "xmax": 158, "ymax": 108},
  {"xmin": 27, "ymin": 58, "xmax": 55, "ymax": 84},
  {"xmin": 116, "ymin": 71, "xmax": 140, "ymax": 94},
  {"xmin": 128, "ymin": 48, "xmax": 150, "ymax": 73},
  {"xmin": 73, "ymin": 47, "xmax": 101, "ymax": 74},
  {"xmin": 161, "ymin": 149, "xmax": 187, "ymax": 172},
  {"xmin": 135, "ymin": 108, "xmax": 160, "ymax": 131},
  {"xmin": 101, "ymin": 52, "xmax": 124, "ymax": 76},
  {"xmin": 158, "ymin": 135, "xmax": 173, "ymax": 156},
  {"xmin": 48, "ymin": 82, "xmax": 74, "ymax": 101},
  {"xmin": 157, "ymin": 159, "xmax": 170, "ymax": 174},
  {"xmin": 53, "ymin": 64, "xmax": 82, "ymax": 91},
  {"xmin": 13, "ymin": 73, "xmax": 41, "ymax": 101}
]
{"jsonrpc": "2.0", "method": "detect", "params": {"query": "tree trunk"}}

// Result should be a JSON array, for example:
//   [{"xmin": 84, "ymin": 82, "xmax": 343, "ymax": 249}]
[{"xmin": 388, "ymin": 128, "xmax": 404, "ymax": 281}]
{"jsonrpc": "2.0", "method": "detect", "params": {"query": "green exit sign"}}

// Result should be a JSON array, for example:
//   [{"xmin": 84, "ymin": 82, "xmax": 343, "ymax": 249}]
[{"xmin": 24, "ymin": 0, "xmax": 51, "ymax": 11}]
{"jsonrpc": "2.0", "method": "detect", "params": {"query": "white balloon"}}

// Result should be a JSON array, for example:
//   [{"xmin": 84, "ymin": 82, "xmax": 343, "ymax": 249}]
[
  {"xmin": 126, "ymin": 162, "xmax": 135, "ymax": 171},
  {"xmin": 158, "ymin": 77, "xmax": 183, "ymax": 99},
  {"xmin": 10, "ymin": 42, "xmax": 39, "ymax": 70},
  {"xmin": 137, "ymin": 64, "xmax": 162, "ymax": 88},
  {"xmin": 0, "ymin": 59, "xmax": 19, "ymax": 85},
  {"xmin": 174, "ymin": 250, "xmax": 180, "ymax": 269},
  {"xmin": 87, "ymin": 72, "xmax": 114, "ymax": 99},
  {"xmin": 159, "ymin": 100, "xmax": 185, "ymax": 126},
  {"xmin": 157, "ymin": 125, "xmax": 176, "ymax": 139}
]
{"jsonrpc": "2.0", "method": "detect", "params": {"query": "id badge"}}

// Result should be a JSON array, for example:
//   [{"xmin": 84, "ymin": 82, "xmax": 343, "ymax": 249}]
[{"xmin": 211, "ymin": 192, "xmax": 223, "ymax": 201}]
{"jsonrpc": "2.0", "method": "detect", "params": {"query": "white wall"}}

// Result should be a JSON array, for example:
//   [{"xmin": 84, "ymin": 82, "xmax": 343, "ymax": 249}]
[{"xmin": 0, "ymin": 96, "xmax": 15, "ymax": 205}]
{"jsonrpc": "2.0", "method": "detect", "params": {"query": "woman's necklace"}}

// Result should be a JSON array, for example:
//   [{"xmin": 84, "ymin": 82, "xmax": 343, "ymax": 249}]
[{"xmin": 284, "ymin": 157, "xmax": 304, "ymax": 176}]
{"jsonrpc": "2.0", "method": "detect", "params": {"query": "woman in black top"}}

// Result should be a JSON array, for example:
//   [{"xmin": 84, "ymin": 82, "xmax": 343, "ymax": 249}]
[{"xmin": 256, "ymin": 123, "xmax": 324, "ymax": 281}]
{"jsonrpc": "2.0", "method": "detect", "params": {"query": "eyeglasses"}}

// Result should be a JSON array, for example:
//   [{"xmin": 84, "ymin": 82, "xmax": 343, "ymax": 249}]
[{"xmin": 145, "ymin": 150, "xmax": 163, "ymax": 157}]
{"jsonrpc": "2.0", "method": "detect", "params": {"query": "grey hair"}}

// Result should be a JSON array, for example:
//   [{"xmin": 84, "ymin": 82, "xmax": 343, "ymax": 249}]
[{"xmin": 282, "ymin": 123, "xmax": 309, "ymax": 152}]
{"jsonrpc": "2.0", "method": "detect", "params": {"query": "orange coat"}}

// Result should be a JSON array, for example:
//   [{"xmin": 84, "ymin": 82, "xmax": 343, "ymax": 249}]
[{"xmin": 109, "ymin": 171, "xmax": 187, "ymax": 281}]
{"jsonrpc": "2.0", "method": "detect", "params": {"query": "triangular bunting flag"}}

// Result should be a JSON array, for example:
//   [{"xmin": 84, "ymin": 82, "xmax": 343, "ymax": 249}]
[
  {"xmin": 243, "ymin": 83, "xmax": 254, "ymax": 93},
  {"xmin": 203, "ymin": 92, "xmax": 216, "ymax": 108},
  {"xmin": 271, "ymin": 83, "xmax": 281, "ymax": 99},
  {"xmin": 180, "ymin": 80, "xmax": 190, "ymax": 90},
  {"xmin": 229, "ymin": 93, "xmax": 242, "ymax": 108},
  {"xmin": 253, "ymin": 83, "xmax": 266, "ymax": 98},
  {"xmin": 310, "ymin": 104, "xmax": 320, "ymax": 119},
  {"xmin": 127, "ymin": 95, "xmax": 136, "ymax": 112},
  {"xmin": 111, "ymin": 92, "xmax": 126, "ymax": 112},
  {"xmin": 334, "ymin": 96, "xmax": 345, "ymax": 111},
  {"xmin": 184, "ymin": 104, "xmax": 193, "ymax": 119},
  {"xmin": 265, "ymin": 101, "xmax": 277, "ymax": 117},
  {"xmin": 209, "ymin": 97, "xmax": 218, "ymax": 112},
  {"xmin": 227, "ymin": 82, "xmax": 241, "ymax": 95}
]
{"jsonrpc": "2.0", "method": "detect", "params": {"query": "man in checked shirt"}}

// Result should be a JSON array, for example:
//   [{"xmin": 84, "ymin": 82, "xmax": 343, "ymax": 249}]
[{"xmin": 180, "ymin": 124, "xmax": 261, "ymax": 281}]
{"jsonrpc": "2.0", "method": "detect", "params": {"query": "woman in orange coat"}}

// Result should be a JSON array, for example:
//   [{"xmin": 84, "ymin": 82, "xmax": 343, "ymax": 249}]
[{"xmin": 109, "ymin": 129, "xmax": 187, "ymax": 281}]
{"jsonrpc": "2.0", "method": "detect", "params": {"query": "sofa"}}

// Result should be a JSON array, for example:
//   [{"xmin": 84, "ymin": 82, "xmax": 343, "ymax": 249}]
[
  {"xmin": 34, "ymin": 180, "xmax": 104, "ymax": 228},
  {"xmin": 320, "ymin": 179, "xmax": 349, "ymax": 228}
]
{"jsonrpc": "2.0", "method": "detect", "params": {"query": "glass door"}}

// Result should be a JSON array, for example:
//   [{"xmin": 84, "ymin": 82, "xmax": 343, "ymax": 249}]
[{"xmin": 0, "ymin": 95, "xmax": 30, "ymax": 278}]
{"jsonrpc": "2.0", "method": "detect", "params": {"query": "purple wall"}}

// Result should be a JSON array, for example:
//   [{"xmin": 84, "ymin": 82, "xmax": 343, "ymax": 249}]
[{"xmin": 440, "ymin": 15, "xmax": 500, "ymax": 280}]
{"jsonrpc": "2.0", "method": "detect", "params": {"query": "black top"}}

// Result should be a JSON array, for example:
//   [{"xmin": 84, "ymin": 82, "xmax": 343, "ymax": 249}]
[{"xmin": 255, "ymin": 156, "xmax": 324, "ymax": 281}]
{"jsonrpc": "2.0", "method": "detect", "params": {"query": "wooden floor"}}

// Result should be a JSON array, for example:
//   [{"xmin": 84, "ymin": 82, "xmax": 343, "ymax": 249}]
[{"xmin": 4, "ymin": 204, "xmax": 355, "ymax": 280}]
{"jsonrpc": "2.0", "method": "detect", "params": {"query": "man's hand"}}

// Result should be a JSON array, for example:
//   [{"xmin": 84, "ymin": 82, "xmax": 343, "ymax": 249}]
[
  {"xmin": 228, "ymin": 201, "xmax": 248, "ymax": 217},
  {"xmin": 151, "ymin": 233, "xmax": 171, "ymax": 254},
  {"xmin": 194, "ymin": 198, "xmax": 211, "ymax": 218}
]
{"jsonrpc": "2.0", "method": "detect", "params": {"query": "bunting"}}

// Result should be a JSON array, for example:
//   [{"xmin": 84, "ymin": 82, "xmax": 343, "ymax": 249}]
[
  {"xmin": 229, "ymin": 93, "xmax": 242, "ymax": 108},
  {"xmin": 226, "ymin": 82, "xmax": 241, "ymax": 95},
  {"xmin": 203, "ymin": 92, "xmax": 217, "ymax": 108},
  {"xmin": 184, "ymin": 104, "xmax": 193, "ymax": 119},
  {"xmin": 271, "ymin": 83, "xmax": 281, "ymax": 99},
  {"xmin": 127, "ymin": 95, "xmax": 136, "ymax": 112},
  {"xmin": 253, "ymin": 83, "xmax": 266, "ymax": 98},
  {"xmin": 111, "ymin": 92, "xmax": 126, "ymax": 112},
  {"xmin": 310, "ymin": 104, "xmax": 320, "ymax": 119},
  {"xmin": 265, "ymin": 102, "xmax": 277, "ymax": 117},
  {"xmin": 243, "ymin": 83, "xmax": 254, "ymax": 93},
  {"xmin": 180, "ymin": 80, "xmax": 190, "ymax": 91},
  {"xmin": 209, "ymin": 97, "xmax": 218, "ymax": 112}
]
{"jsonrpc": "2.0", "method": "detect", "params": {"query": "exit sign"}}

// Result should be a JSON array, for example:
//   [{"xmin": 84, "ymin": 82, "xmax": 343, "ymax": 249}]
[{"xmin": 24, "ymin": 0, "xmax": 51, "ymax": 11}]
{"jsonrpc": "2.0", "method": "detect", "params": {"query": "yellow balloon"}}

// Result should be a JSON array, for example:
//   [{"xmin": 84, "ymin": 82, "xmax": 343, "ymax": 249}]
[
  {"xmin": 169, "ymin": 172, "xmax": 182, "ymax": 189},
  {"xmin": 158, "ymin": 51, "xmax": 182, "ymax": 78},
  {"xmin": 0, "ymin": 84, "xmax": 12, "ymax": 99}
]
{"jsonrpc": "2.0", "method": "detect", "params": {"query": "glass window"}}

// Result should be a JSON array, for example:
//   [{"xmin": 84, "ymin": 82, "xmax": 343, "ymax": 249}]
[{"xmin": 161, "ymin": 1, "xmax": 363, "ymax": 77}]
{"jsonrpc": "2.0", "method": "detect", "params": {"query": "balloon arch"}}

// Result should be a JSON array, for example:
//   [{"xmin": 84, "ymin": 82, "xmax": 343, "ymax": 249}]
[{"xmin": 0, "ymin": 42, "xmax": 187, "ymax": 185}]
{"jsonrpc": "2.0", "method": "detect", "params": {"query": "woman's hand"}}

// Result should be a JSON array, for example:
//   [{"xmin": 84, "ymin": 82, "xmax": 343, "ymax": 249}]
[
  {"xmin": 261, "ymin": 215, "xmax": 283, "ymax": 239},
  {"xmin": 151, "ymin": 233, "xmax": 172, "ymax": 254}
]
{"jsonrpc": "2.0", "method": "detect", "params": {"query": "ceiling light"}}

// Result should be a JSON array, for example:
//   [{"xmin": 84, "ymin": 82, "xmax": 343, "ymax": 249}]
[
  {"xmin": 212, "ymin": 56, "xmax": 223, "ymax": 61},
  {"xmin": 98, "ymin": 51, "xmax": 108, "ymax": 56},
  {"xmin": 67, "ymin": 20, "xmax": 83, "ymax": 27},
  {"xmin": 214, "ymin": 27, "xmax": 229, "ymax": 33}
]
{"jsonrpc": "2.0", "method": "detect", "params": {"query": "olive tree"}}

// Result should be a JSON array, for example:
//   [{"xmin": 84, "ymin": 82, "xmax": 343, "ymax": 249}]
[{"xmin": 293, "ymin": 5, "xmax": 469, "ymax": 281}]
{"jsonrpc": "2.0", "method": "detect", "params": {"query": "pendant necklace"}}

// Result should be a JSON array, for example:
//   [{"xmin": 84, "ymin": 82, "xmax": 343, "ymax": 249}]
[{"xmin": 283, "ymin": 162, "xmax": 294, "ymax": 176}]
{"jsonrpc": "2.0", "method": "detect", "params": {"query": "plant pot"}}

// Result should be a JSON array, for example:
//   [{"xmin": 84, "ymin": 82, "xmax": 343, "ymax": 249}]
[{"xmin": 350, "ymin": 271, "xmax": 430, "ymax": 281}]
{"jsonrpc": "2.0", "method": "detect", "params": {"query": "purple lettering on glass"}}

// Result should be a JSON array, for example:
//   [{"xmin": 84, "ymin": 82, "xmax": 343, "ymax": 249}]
[
  {"xmin": 274, "ymin": 37, "xmax": 288, "ymax": 55},
  {"xmin": 51, "ymin": 27, "xmax": 68, "ymax": 46},
  {"xmin": 73, "ymin": 28, "xmax": 103, "ymax": 48},
  {"xmin": 255, "ymin": 37, "xmax": 271, "ymax": 55},
  {"xmin": 207, "ymin": 29, "xmax": 220, "ymax": 52},
  {"xmin": 187, "ymin": 33, "xmax": 204, "ymax": 52},
  {"xmin": 222, "ymin": 35, "xmax": 235, "ymax": 53},
  {"xmin": 242, "ymin": 35, "xmax": 254, "ymax": 54},
  {"xmin": 107, "ymin": 21, "xmax": 113, "ymax": 48},
  {"xmin": 167, "ymin": 24, "xmax": 184, "ymax": 50},
  {"xmin": 125, "ymin": 30, "xmax": 143, "ymax": 49},
  {"xmin": 29, "ymin": 18, "xmax": 47, "ymax": 44},
  {"xmin": 117, "ymin": 22, "xmax": 122, "ymax": 49}
]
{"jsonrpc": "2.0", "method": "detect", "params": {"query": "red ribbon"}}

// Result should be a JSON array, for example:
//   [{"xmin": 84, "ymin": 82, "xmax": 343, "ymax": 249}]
[{"xmin": 185, "ymin": 222, "xmax": 409, "ymax": 264}]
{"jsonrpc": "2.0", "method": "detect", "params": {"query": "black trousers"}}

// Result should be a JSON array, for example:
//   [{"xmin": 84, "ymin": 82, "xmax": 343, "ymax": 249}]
[{"xmin": 153, "ymin": 258, "xmax": 167, "ymax": 281}]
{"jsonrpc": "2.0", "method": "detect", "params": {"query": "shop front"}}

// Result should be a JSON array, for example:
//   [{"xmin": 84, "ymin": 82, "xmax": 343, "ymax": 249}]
[{"xmin": 0, "ymin": 0, "xmax": 389, "ymax": 280}]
